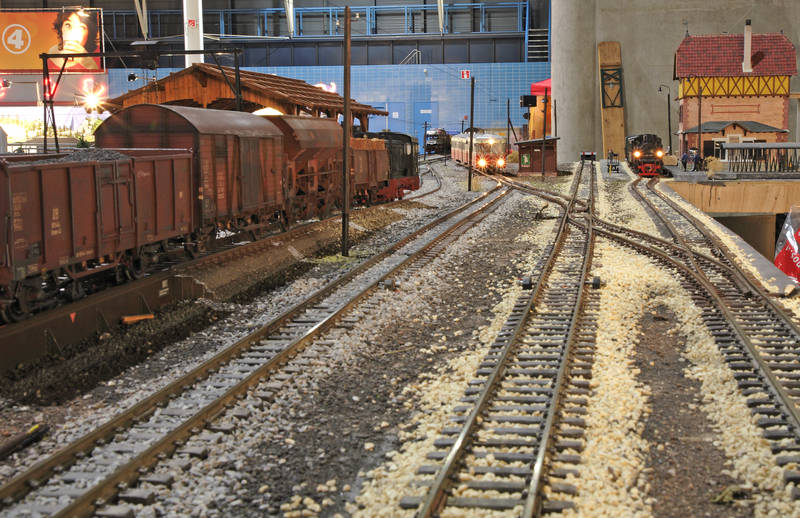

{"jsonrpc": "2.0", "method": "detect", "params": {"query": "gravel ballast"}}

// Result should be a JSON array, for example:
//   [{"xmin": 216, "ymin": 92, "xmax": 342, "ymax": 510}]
[{"xmin": 2, "ymin": 160, "xmax": 800, "ymax": 518}]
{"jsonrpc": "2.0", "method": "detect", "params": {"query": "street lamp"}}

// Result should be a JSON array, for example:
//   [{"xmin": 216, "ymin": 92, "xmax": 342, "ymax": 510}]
[{"xmin": 657, "ymin": 84, "xmax": 672, "ymax": 154}]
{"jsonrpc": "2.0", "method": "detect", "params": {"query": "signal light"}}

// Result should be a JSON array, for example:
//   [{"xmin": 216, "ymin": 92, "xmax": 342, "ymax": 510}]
[
  {"xmin": 478, "ymin": 158, "xmax": 487, "ymax": 168},
  {"xmin": 497, "ymin": 158, "xmax": 505, "ymax": 168}
]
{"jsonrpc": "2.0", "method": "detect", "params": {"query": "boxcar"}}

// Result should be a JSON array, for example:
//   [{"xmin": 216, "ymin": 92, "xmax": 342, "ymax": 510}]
[
  {"xmin": 0, "ymin": 149, "xmax": 192, "ymax": 320},
  {"xmin": 263, "ymin": 115, "xmax": 342, "ymax": 223},
  {"xmin": 95, "ymin": 104, "xmax": 286, "ymax": 241}
]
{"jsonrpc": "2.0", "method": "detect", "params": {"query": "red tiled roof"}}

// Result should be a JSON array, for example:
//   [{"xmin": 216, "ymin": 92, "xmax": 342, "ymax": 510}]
[{"xmin": 675, "ymin": 33, "xmax": 796, "ymax": 78}]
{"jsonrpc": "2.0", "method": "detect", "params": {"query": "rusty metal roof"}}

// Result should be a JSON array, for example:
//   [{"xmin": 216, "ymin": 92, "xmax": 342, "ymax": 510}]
[{"xmin": 119, "ymin": 104, "xmax": 283, "ymax": 137}]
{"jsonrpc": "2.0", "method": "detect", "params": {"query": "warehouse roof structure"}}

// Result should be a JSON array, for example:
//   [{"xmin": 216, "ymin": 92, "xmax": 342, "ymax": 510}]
[{"xmin": 106, "ymin": 63, "xmax": 387, "ymax": 128}]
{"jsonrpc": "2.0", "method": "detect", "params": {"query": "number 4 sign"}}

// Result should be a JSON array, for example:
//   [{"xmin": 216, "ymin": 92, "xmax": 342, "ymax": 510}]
[{"xmin": 2, "ymin": 24, "xmax": 31, "ymax": 55}]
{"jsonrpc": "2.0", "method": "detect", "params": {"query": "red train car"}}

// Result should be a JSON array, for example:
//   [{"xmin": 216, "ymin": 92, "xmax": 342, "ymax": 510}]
[
  {"xmin": 263, "ymin": 115, "xmax": 341, "ymax": 223},
  {"xmin": 451, "ymin": 131, "xmax": 507, "ymax": 173},
  {"xmin": 0, "ymin": 149, "xmax": 192, "ymax": 321}
]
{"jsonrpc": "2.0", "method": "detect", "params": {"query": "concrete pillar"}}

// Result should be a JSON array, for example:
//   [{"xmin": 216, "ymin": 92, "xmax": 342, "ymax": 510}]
[
  {"xmin": 183, "ymin": 0, "xmax": 204, "ymax": 68},
  {"xmin": 551, "ymin": 0, "xmax": 596, "ymax": 163}
]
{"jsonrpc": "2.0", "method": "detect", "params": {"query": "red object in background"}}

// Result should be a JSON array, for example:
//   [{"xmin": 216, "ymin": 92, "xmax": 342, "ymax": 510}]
[
  {"xmin": 530, "ymin": 78, "xmax": 551, "ymax": 95},
  {"xmin": 775, "ymin": 208, "xmax": 800, "ymax": 283},
  {"xmin": 460, "ymin": 70, "xmax": 470, "ymax": 79}
]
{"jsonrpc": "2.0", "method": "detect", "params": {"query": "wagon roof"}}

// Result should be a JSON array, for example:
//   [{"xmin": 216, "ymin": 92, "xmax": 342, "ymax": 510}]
[{"xmin": 131, "ymin": 104, "xmax": 283, "ymax": 137}]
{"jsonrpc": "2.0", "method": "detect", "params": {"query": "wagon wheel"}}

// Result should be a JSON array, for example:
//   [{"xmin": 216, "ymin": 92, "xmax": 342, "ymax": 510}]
[
  {"xmin": 66, "ymin": 281, "xmax": 86, "ymax": 302},
  {"xmin": 184, "ymin": 233, "xmax": 208, "ymax": 259},
  {"xmin": 5, "ymin": 301, "xmax": 31, "ymax": 322},
  {"xmin": 126, "ymin": 256, "xmax": 145, "ymax": 280}
]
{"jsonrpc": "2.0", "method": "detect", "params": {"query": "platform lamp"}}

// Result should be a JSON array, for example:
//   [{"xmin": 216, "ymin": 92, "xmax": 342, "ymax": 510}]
[{"xmin": 658, "ymin": 84, "xmax": 672, "ymax": 154}]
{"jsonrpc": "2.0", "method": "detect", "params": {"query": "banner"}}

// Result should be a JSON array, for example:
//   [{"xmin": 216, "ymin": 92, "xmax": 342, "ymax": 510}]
[
  {"xmin": 774, "ymin": 205, "xmax": 800, "ymax": 284},
  {"xmin": 0, "ymin": 9, "xmax": 103, "ymax": 73}
]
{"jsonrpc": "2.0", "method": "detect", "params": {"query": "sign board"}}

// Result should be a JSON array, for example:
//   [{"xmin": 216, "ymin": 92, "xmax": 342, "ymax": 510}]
[
  {"xmin": 0, "ymin": 9, "xmax": 104, "ymax": 73},
  {"xmin": 460, "ymin": 70, "xmax": 470, "ymax": 79},
  {"xmin": 521, "ymin": 153, "xmax": 530, "ymax": 166}
]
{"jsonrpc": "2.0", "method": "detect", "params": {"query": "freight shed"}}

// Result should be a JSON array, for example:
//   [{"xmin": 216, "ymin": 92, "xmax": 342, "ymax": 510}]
[{"xmin": 106, "ymin": 63, "xmax": 387, "ymax": 130}]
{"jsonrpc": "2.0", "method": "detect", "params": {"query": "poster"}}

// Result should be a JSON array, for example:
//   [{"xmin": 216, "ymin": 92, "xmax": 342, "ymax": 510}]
[{"xmin": 0, "ymin": 9, "xmax": 103, "ymax": 73}]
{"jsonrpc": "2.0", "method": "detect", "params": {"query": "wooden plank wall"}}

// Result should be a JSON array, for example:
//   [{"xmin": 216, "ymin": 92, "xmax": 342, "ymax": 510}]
[
  {"xmin": 597, "ymin": 42, "xmax": 626, "ymax": 158},
  {"xmin": 119, "ymin": 72, "xmax": 295, "ymax": 114}
]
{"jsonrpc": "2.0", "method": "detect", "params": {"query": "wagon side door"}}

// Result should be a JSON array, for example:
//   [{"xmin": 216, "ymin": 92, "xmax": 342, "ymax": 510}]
[
  {"xmin": 239, "ymin": 137, "xmax": 263, "ymax": 210},
  {"xmin": 95, "ymin": 162, "xmax": 135, "ymax": 256}
]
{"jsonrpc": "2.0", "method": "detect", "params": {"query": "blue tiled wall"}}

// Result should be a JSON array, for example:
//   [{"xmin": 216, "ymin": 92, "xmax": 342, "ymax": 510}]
[{"xmin": 109, "ymin": 61, "xmax": 549, "ymax": 144}]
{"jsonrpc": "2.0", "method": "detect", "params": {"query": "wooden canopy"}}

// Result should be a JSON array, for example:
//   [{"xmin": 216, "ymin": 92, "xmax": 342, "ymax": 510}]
[{"xmin": 106, "ymin": 63, "xmax": 387, "ymax": 129}]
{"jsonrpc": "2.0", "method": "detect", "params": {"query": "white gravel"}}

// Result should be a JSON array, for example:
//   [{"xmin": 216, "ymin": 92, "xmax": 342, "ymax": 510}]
[
  {"xmin": 562, "ymin": 239, "xmax": 800, "ymax": 518},
  {"xmin": 351, "ymin": 195, "xmax": 560, "ymax": 517}
]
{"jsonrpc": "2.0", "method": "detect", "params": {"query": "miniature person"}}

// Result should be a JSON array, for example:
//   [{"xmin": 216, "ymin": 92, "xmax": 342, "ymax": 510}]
[
  {"xmin": 681, "ymin": 151, "xmax": 688, "ymax": 171},
  {"xmin": 48, "ymin": 9, "xmax": 100, "ymax": 71}
]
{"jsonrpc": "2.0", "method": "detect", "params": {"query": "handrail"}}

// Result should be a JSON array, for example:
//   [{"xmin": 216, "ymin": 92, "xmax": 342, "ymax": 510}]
[{"xmin": 103, "ymin": 2, "xmax": 526, "ymax": 40}]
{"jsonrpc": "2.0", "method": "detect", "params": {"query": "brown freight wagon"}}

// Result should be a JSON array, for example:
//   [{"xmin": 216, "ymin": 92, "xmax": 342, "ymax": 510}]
[
  {"xmin": 95, "ymin": 104, "xmax": 286, "ymax": 244},
  {"xmin": 351, "ymin": 136, "xmax": 390, "ymax": 204},
  {"xmin": 0, "ymin": 149, "xmax": 192, "ymax": 321},
  {"xmin": 263, "ymin": 115, "xmax": 342, "ymax": 223}
]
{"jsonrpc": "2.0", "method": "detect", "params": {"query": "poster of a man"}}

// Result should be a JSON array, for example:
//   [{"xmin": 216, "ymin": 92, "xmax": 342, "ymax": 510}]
[{"xmin": 47, "ymin": 9, "xmax": 100, "ymax": 71}]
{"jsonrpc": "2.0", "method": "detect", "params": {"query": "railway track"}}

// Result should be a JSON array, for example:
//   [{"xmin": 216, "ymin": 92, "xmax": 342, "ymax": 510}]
[
  {"xmin": 400, "ymin": 160, "xmax": 597, "ymax": 516},
  {"xmin": 0, "ymin": 180, "xmax": 509, "ymax": 518},
  {"xmin": 0, "ymin": 165, "xmax": 447, "ymax": 374},
  {"xmin": 586, "ymin": 174, "xmax": 800, "ymax": 499}
]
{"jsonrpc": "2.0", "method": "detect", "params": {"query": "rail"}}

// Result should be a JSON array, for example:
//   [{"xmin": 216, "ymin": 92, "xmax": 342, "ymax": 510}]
[
  {"xmin": 0, "ymin": 182, "xmax": 508, "ymax": 516},
  {"xmin": 407, "ymin": 159, "xmax": 595, "ymax": 516}
]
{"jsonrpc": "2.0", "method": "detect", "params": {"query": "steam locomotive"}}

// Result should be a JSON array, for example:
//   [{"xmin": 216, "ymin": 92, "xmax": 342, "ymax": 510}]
[{"xmin": 625, "ymin": 133, "xmax": 665, "ymax": 177}]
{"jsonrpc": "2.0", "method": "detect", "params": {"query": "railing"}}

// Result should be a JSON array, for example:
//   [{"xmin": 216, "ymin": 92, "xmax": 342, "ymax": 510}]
[
  {"xmin": 724, "ymin": 143, "xmax": 800, "ymax": 173},
  {"xmin": 103, "ymin": 3, "xmax": 526, "ymax": 40}
]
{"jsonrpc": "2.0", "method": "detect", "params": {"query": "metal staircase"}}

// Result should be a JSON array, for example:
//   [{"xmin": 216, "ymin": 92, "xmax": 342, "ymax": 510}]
[{"xmin": 527, "ymin": 27, "xmax": 549, "ymax": 62}]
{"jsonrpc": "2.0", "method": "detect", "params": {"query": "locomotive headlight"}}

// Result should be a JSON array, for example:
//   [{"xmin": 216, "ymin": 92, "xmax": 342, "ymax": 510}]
[
  {"xmin": 478, "ymin": 158, "xmax": 487, "ymax": 168},
  {"xmin": 497, "ymin": 158, "xmax": 505, "ymax": 168},
  {"xmin": 633, "ymin": 150, "xmax": 642, "ymax": 158},
  {"xmin": 656, "ymin": 150, "xmax": 664, "ymax": 158}
]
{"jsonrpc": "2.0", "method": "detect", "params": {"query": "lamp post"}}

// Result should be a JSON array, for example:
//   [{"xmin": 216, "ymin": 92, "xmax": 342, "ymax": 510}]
[{"xmin": 658, "ymin": 84, "xmax": 672, "ymax": 154}]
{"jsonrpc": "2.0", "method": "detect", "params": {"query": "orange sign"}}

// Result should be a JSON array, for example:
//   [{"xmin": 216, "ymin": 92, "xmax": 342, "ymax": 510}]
[{"xmin": 0, "ymin": 9, "xmax": 103, "ymax": 73}]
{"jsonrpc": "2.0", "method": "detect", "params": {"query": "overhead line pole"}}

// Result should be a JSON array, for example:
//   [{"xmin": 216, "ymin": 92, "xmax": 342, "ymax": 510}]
[
  {"xmin": 468, "ymin": 75, "xmax": 475, "ymax": 192},
  {"xmin": 341, "ymin": 6, "xmax": 352, "ymax": 256}
]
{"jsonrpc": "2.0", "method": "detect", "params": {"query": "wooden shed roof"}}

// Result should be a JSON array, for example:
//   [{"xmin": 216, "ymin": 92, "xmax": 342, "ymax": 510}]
[{"xmin": 107, "ymin": 63, "xmax": 387, "ymax": 118}]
